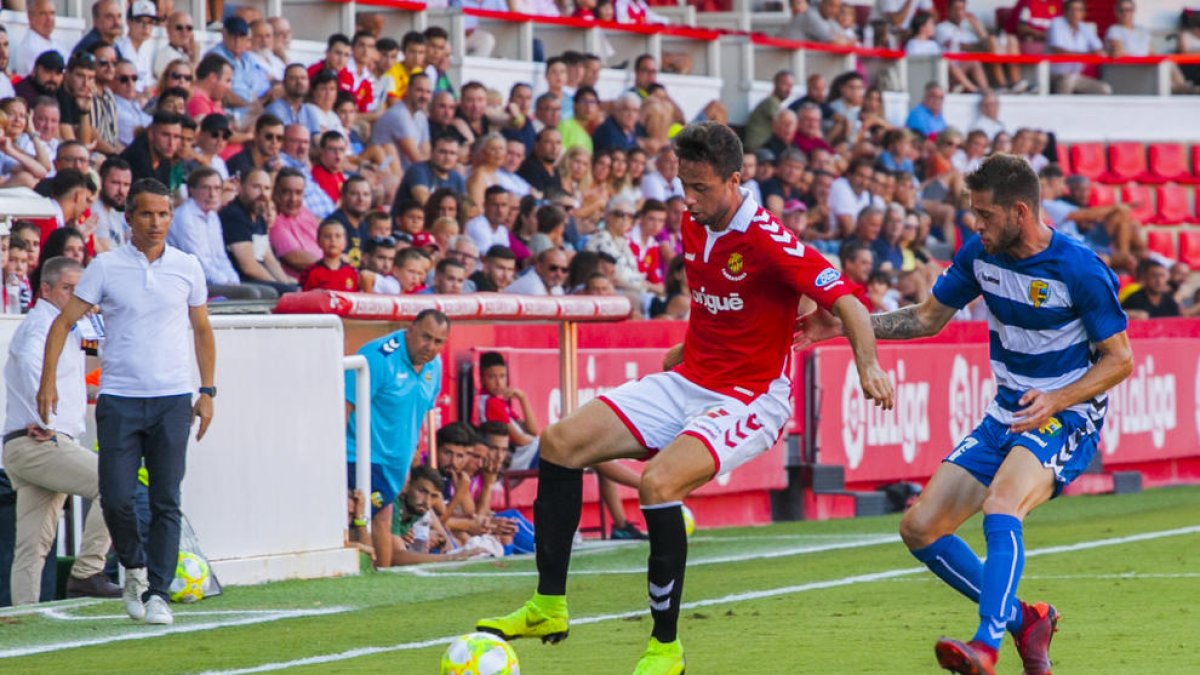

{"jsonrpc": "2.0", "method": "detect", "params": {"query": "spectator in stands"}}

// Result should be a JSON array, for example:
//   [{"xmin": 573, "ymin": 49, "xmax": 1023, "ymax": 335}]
[
  {"xmin": 828, "ymin": 157, "xmax": 874, "ymax": 238},
  {"xmin": 154, "ymin": 12, "xmax": 199, "ymax": 79},
  {"xmin": 4, "ymin": 256, "xmax": 121, "ymax": 605},
  {"xmin": 220, "ymin": 168, "xmax": 297, "ymax": 293},
  {"xmin": 388, "ymin": 466, "xmax": 478, "ymax": 563},
  {"xmin": 247, "ymin": 19, "xmax": 284, "ymax": 85},
  {"xmin": 423, "ymin": 27, "xmax": 453, "ymax": 94},
  {"xmin": 326, "ymin": 176, "xmax": 372, "ymax": 267},
  {"xmin": 373, "ymin": 72, "xmax": 432, "ymax": 171},
  {"xmin": 1041, "ymin": 169, "xmax": 1142, "ymax": 274},
  {"xmin": 642, "ymin": 146, "xmax": 683, "ymax": 202},
  {"xmin": 269, "ymin": 167, "xmax": 322, "ymax": 277},
  {"xmin": 761, "ymin": 148, "xmax": 807, "ymax": 216},
  {"xmin": 427, "ymin": 91, "xmax": 463, "ymax": 150},
  {"xmin": 593, "ymin": 93, "xmax": 643, "ymax": 154},
  {"xmin": 301, "ymin": 220, "xmax": 359, "ymax": 292},
  {"xmin": 457, "ymin": 81, "xmax": 492, "ymax": 143},
  {"xmin": 111, "ymin": 59, "xmax": 150, "ymax": 148},
  {"xmin": 476, "ymin": 351, "xmax": 540, "ymax": 467},
  {"xmin": 189, "ymin": 114, "xmax": 231, "ymax": 180},
  {"xmin": 1106, "ymin": 1, "xmax": 1198, "ymax": 94},
  {"xmin": 169, "ymin": 167, "xmax": 272, "ymax": 299},
  {"xmin": 187, "ymin": 54, "xmax": 231, "ymax": 125},
  {"xmin": 1047, "ymin": 0, "xmax": 1112, "ymax": 95},
  {"xmin": 345, "ymin": 31, "xmax": 377, "ymax": 113},
  {"xmin": 838, "ymin": 239, "xmax": 874, "ymax": 287},
  {"xmin": 471, "ymin": 244, "xmax": 517, "ymax": 292},
  {"xmin": 83, "ymin": 43, "xmax": 120, "ymax": 155},
  {"xmin": 359, "ymin": 236, "xmax": 400, "ymax": 295},
  {"xmin": 225, "ymin": 114, "xmax": 284, "ymax": 177},
  {"xmin": 745, "ymin": 70, "xmax": 795, "ymax": 152},
  {"xmin": 14, "ymin": 0, "xmax": 68, "ymax": 77},
  {"xmin": 208, "ymin": 17, "xmax": 270, "ymax": 112},
  {"xmin": 937, "ymin": 0, "xmax": 1027, "ymax": 92},
  {"xmin": 907, "ymin": 12, "xmax": 991, "ymax": 95},
  {"xmin": 560, "ymin": 85, "xmax": 599, "ymax": 154},
  {"xmin": 1007, "ymin": 0, "xmax": 1058, "ymax": 54},
  {"xmin": 466, "ymin": 185, "xmax": 513, "ymax": 254},
  {"xmin": 31, "ymin": 141, "xmax": 87, "ymax": 196},
  {"xmin": 793, "ymin": 103, "xmax": 834, "ymax": 158},
  {"xmin": 905, "ymin": 81, "xmax": 946, "ymax": 137},
  {"xmin": 57, "ymin": 51, "xmax": 99, "ymax": 148},
  {"xmin": 346, "ymin": 309, "xmax": 449, "ymax": 568},
  {"xmin": 506, "ymin": 248, "xmax": 569, "ymax": 296},
  {"xmin": 519, "ymin": 127, "xmax": 563, "ymax": 193},
  {"xmin": 4, "ymin": 240, "xmax": 32, "ymax": 312},
  {"xmin": 91, "ymin": 156, "xmax": 131, "ymax": 252},
  {"xmin": 394, "ymin": 134, "xmax": 464, "ymax": 207},
  {"xmin": 382, "ymin": 31, "xmax": 427, "ymax": 105},
  {"xmin": 14, "ymin": 51, "xmax": 64, "ymax": 108},
  {"xmin": 268, "ymin": 17, "xmax": 294, "ymax": 64},
  {"xmin": 787, "ymin": 73, "xmax": 834, "ymax": 122},
  {"xmin": 120, "ymin": 111, "xmax": 181, "ymax": 187},
  {"xmin": 586, "ymin": 195, "xmax": 646, "ymax": 297},
  {"xmin": 967, "ymin": 91, "xmax": 1006, "ymax": 140},
  {"xmin": 73, "ymin": 0, "xmax": 123, "ymax": 59},
  {"xmin": 279, "ymin": 123, "xmax": 336, "ymax": 218},
  {"xmin": 1122, "ymin": 259, "xmax": 1180, "ymax": 319},
  {"xmin": 498, "ymin": 138, "xmax": 535, "ymax": 198},
  {"xmin": 0, "ymin": 27, "xmax": 11, "ymax": 99},
  {"xmin": 875, "ymin": 0, "xmax": 934, "ymax": 40},
  {"xmin": 394, "ymin": 247, "xmax": 429, "ymax": 294},
  {"xmin": 788, "ymin": 0, "xmax": 855, "ymax": 45},
  {"xmin": 0, "ymin": 113, "xmax": 42, "ymax": 188},
  {"xmin": 759, "ymin": 108, "xmax": 798, "ymax": 160},
  {"xmin": 116, "ymin": 1, "xmax": 157, "ymax": 97},
  {"xmin": 39, "ymin": 169, "xmax": 90, "ymax": 238},
  {"xmin": 467, "ymin": 133, "xmax": 509, "ymax": 209},
  {"xmin": 429, "ymin": 257, "xmax": 468, "ymax": 294},
  {"xmin": 264, "ymin": 64, "xmax": 320, "ymax": 135},
  {"xmin": 311, "ymin": 131, "xmax": 348, "ymax": 204}
]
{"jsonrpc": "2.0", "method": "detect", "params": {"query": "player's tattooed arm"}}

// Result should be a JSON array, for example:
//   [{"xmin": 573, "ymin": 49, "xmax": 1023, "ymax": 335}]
[{"xmin": 869, "ymin": 297, "xmax": 958, "ymax": 340}]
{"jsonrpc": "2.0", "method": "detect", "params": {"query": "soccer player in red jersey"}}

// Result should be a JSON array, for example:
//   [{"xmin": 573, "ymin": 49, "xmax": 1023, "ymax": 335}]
[{"xmin": 476, "ymin": 122, "xmax": 894, "ymax": 674}]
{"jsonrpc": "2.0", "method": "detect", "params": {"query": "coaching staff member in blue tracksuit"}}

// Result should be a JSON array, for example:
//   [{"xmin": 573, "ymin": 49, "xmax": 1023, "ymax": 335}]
[{"xmin": 38, "ymin": 177, "xmax": 216, "ymax": 627}]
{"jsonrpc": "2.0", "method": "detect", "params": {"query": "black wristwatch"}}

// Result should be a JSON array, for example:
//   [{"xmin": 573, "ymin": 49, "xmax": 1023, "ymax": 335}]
[{"xmin": 199, "ymin": 386, "xmax": 217, "ymax": 398}]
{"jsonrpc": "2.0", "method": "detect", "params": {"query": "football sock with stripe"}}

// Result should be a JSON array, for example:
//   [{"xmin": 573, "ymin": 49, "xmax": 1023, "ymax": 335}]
[
  {"xmin": 534, "ymin": 458, "xmax": 583, "ymax": 597},
  {"xmin": 974, "ymin": 514, "xmax": 1025, "ymax": 649},
  {"xmin": 911, "ymin": 534, "xmax": 1024, "ymax": 633},
  {"xmin": 643, "ymin": 502, "xmax": 687, "ymax": 644}
]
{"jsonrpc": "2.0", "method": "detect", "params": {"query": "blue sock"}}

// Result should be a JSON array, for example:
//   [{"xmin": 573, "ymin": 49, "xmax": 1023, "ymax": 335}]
[
  {"xmin": 974, "ymin": 514, "xmax": 1025, "ymax": 649},
  {"xmin": 911, "ymin": 535, "xmax": 1024, "ymax": 633}
]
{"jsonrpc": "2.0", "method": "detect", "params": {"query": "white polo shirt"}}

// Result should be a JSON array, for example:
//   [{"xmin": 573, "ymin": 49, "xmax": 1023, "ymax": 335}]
[
  {"xmin": 73, "ymin": 244, "xmax": 207, "ymax": 398},
  {"xmin": 4, "ymin": 301, "xmax": 87, "ymax": 438}
]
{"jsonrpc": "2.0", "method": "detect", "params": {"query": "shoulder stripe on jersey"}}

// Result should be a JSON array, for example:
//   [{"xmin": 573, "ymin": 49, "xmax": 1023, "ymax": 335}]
[
  {"xmin": 972, "ymin": 259, "xmax": 1072, "ymax": 309},
  {"xmin": 988, "ymin": 315, "xmax": 1088, "ymax": 355}
]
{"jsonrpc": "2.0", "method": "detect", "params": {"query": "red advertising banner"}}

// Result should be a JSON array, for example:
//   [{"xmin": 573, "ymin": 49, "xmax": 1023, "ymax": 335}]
[{"xmin": 811, "ymin": 337, "xmax": 1200, "ymax": 486}]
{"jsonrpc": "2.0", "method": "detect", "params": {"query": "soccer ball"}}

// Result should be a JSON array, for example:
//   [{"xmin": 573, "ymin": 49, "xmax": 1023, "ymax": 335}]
[
  {"xmin": 169, "ymin": 552, "xmax": 210, "ymax": 603},
  {"xmin": 440, "ymin": 632, "xmax": 520, "ymax": 675},
  {"xmin": 681, "ymin": 505, "xmax": 696, "ymax": 536}
]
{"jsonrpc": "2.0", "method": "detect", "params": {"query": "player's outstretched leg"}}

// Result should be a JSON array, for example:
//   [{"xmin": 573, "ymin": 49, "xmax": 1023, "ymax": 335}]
[
  {"xmin": 475, "ymin": 457, "xmax": 578, "ymax": 643},
  {"xmin": 632, "ymin": 502, "xmax": 688, "ymax": 675}
]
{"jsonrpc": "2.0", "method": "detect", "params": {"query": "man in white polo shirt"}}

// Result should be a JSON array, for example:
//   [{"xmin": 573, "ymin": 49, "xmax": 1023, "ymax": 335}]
[
  {"xmin": 38, "ymin": 178, "xmax": 216, "ymax": 626},
  {"xmin": 505, "ymin": 248, "xmax": 568, "ymax": 296},
  {"xmin": 4, "ymin": 257, "xmax": 122, "ymax": 605}
]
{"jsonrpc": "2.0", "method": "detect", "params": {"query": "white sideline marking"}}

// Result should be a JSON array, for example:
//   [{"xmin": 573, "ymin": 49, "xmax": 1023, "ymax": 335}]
[
  {"xmin": 389, "ymin": 534, "xmax": 901, "ymax": 578},
  {"xmin": 888, "ymin": 572, "xmax": 1200, "ymax": 583},
  {"xmin": 202, "ymin": 525, "xmax": 1200, "ymax": 675},
  {"xmin": 0, "ymin": 607, "xmax": 353, "ymax": 659},
  {"xmin": 0, "ymin": 598, "xmax": 103, "ymax": 617},
  {"xmin": 40, "ymin": 608, "xmax": 335, "ymax": 621}
]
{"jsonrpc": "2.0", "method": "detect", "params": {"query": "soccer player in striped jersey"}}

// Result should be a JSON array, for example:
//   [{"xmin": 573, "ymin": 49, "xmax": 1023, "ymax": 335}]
[{"xmin": 799, "ymin": 154, "xmax": 1133, "ymax": 675}]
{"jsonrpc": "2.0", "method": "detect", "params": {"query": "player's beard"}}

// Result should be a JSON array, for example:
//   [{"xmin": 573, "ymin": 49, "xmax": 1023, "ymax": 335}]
[{"xmin": 982, "ymin": 212, "xmax": 1021, "ymax": 254}]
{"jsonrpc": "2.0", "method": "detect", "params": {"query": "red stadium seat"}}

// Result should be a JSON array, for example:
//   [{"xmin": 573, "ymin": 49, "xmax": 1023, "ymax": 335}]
[
  {"xmin": 1121, "ymin": 184, "xmax": 1154, "ymax": 223},
  {"xmin": 1149, "ymin": 185, "xmax": 1193, "ymax": 225},
  {"xmin": 1056, "ymin": 143, "xmax": 1070, "ymax": 174},
  {"xmin": 1105, "ymin": 142, "xmax": 1149, "ymax": 184},
  {"xmin": 1179, "ymin": 230, "xmax": 1200, "ymax": 268},
  {"xmin": 1069, "ymin": 143, "xmax": 1107, "ymax": 181},
  {"xmin": 1144, "ymin": 230, "xmax": 1175, "ymax": 259},
  {"xmin": 1089, "ymin": 183, "xmax": 1116, "ymax": 207},
  {"xmin": 1147, "ymin": 143, "xmax": 1198, "ymax": 184}
]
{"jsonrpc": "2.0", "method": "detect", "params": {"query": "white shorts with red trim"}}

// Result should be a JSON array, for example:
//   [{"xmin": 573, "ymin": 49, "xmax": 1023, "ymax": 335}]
[{"xmin": 597, "ymin": 371, "xmax": 791, "ymax": 477}]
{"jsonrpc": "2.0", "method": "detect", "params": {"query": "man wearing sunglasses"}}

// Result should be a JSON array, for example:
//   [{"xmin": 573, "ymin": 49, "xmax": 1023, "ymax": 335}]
[
  {"xmin": 154, "ymin": 12, "xmax": 199, "ymax": 79},
  {"xmin": 87, "ymin": 43, "xmax": 122, "ymax": 156},
  {"xmin": 113, "ymin": 59, "xmax": 151, "ymax": 147},
  {"xmin": 504, "ymin": 247, "xmax": 568, "ymax": 296}
]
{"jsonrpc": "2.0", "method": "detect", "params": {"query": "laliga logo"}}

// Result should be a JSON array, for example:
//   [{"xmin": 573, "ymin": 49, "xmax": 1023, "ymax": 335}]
[
  {"xmin": 692, "ymin": 287, "xmax": 745, "ymax": 315},
  {"xmin": 948, "ymin": 355, "xmax": 996, "ymax": 443},
  {"xmin": 1101, "ymin": 354, "xmax": 1177, "ymax": 453},
  {"xmin": 840, "ymin": 359, "xmax": 930, "ymax": 469}
]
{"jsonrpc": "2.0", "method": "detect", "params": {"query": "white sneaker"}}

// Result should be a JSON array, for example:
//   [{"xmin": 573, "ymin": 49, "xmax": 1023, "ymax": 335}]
[
  {"xmin": 123, "ymin": 568, "xmax": 148, "ymax": 621},
  {"xmin": 144, "ymin": 595, "xmax": 173, "ymax": 625}
]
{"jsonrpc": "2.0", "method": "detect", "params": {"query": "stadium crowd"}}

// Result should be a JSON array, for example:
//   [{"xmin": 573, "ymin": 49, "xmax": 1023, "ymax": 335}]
[{"xmin": 1, "ymin": 0, "xmax": 1200, "ymax": 600}]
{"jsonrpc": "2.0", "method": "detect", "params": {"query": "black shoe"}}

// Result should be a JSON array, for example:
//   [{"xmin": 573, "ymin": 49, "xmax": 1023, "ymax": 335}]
[
  {"xmin": 66, "ymin": 572, "xmax": 123, "ymax": 599},
  {"xmin": 610, "ymin": 522, "xmax": 649, "ymax": 540}
]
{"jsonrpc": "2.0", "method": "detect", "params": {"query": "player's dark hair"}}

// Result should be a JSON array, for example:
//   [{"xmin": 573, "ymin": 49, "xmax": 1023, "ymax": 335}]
[
  {"xmin": 480, "ymin": 351, "xmax": 506, "ymax": 371},
  {"xmin": 196, "ymin": 54, "xmax": 231, "ymax": 81},
  {"xmin": 838, "ymin": 240, "xmax": 871, "ymax": 267},
  {"xmin": 479, "ymin": 421, "xmax": 509, "ymax": 439},
  {"xmin": 127, "ymin": 178, "xmax": 171, "ymax": 214},
  {"xmin": 50, "ymin": 169, "xmax": 89, "ymax": 200},
  {"xmin": 537, "ymin": 204, "xmax": 568, "ymax": 233},
  {"xmin": 408, "ymin": 464, "xmax": 444, "ymax": 492},
  {"xmin": 672, "ymin": 122, "xmax": 743, "ymax": 181},
  {"xmin": 327, "ymin": 33, "xmax": 351, "ymax": 49},
  {"xmin": 965, "ymin": 153, "xmax": 1041, "ymax": 211},
  {"xmin": 484, "ymin": 245, "xmax": 516, "ymax": 261},
  {"xmin": 99, "ymin": 156, "xmax": 131, "ymax": 180},
  {"xmin": 414, "ymin": 308, "xmax": 450, "ymax": 327},
  {"xmin": 436, "ymin": 258, "xmax": 465, "ymax": 275},
  {"xmin": 187, "ymin": 166, "xmax": 221, "ymax": 191},
  {"xmin": 255, "ymin": 113, "xmax": 284, "ymax": 133}
]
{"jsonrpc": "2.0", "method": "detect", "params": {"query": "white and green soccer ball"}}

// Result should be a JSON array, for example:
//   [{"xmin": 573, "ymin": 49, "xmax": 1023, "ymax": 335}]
[
  {"xmin": 440, "ymin": 632, "xmax": 520, "ymax": 675},
  {"xmin": 168, "ymin": 551, "xmax": 210, "ymax": 603},
  {"xmin": 681, "ymin": 504, "xmax": 696, "ymax": 537}
]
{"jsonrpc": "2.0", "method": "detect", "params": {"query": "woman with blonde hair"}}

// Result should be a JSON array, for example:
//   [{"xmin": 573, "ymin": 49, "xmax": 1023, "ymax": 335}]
[
  {"xmin": 466, "ymin": 132, "xmax": 507, "ymax": 208},
  {"xmin": 557, "ymin": 146, "xmax": 604, "ymax": 229},
  {"xmin": 156, "ymin": 59, "xmax": 195, "ymax": 98}
]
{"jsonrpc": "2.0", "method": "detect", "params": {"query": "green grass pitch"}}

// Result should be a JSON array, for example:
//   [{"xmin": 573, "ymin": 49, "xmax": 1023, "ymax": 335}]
[{"xmin": 1, "ymin": 486, "xmax": 1197, "ymax": 674}]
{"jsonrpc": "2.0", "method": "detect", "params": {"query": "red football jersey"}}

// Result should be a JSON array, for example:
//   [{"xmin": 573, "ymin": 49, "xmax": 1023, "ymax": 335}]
[
  {"xmin": 675, "ymin": 193, "xmax": 862, "ymax": 402},
  {"xmin": 301, "ymin": 260, "xmax": 361, "ymax": 292}
]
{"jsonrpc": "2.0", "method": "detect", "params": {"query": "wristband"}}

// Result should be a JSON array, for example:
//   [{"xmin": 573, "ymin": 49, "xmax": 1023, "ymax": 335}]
[{"xmin": 352, "ymin": 518, "xmax": 367, "ymax": 527}]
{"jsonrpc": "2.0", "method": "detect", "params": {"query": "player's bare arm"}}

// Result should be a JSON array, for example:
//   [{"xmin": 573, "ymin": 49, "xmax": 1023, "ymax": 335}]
[
  {"xmin": 832, "ymin": 295, "xmax": 895, "ymax": 410},
  {"xmin": 1009, "ymin": 331, "xmax": 1133, "ymax": 434},
  {"xmin": 870, "ymin": 296, "xmax": 959, "ymax": 340},
  {"xmin": 37, "ymin": 296, "xmax": 97, "ymax": 424},
  {"xmin": 662, "ymin": 343, "xmax": 684, "ymax": 371}
]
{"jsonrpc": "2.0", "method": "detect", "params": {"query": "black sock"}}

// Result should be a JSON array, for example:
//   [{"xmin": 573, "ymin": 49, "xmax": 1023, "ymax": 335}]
[
  {"xmin": 643, "ymin": 502, "xmax": 687, "ymax": 643},
  {"xmin": 534, "ymin": 458, "xmax": 583, "ymax": 596}
]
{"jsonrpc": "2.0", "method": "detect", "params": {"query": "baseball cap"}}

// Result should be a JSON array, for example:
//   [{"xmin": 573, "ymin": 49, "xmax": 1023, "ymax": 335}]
[
  {"xmin": 223, "ymin": 16, "xmax": 250, "ymax": 36},
  {"xmin": 783, "ymin": 198, "xmax": 808, "ymax": 215},
  {"xmin": 35, "ymin": 50, "xmax": 66, "ymax": 72},
  {"xmin": 412, "ymin": 232, "xmax": 438, "ymax": 249},
  {"xmin": 200, "ymin": 113, "xmax": 231, "ymax": 136},
  {"xmin": 129, "ymin": 0, "xmax": 157, "ymax": 18},
  {"xmin": 754, "ymin": 148, "xmax": 776, "ymax": 165}
]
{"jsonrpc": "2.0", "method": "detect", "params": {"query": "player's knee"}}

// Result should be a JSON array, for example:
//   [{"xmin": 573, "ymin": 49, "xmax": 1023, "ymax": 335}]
[
  {"xmin": 638, "ymin": 465, "xmax": 681, "ymax": 506},
  {"xmin": 898, "ymin": 508, "xmax": 936, "ymax": 550},
  {"xmin": 980, "ymin": 491, "xmax": 1021, "ymax": 517}
]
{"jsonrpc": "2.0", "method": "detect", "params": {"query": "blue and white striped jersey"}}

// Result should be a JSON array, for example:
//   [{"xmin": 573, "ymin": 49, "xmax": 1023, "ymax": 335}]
[{"xmin": 932, "ymin": 231, "xmax": 1128, "ymax": 426}]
